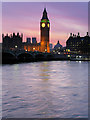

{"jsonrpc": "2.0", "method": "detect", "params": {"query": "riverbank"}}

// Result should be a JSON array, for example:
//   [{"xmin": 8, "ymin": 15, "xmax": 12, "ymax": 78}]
[{"xmin": 2, "ymin": 53, "xmax": 90, "ymax": 64}]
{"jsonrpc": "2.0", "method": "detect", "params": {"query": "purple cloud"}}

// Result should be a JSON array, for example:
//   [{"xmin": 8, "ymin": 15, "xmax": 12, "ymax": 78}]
[{"xmin": 2, "ymin": 2, "xmax": 88, "ymax": 46}]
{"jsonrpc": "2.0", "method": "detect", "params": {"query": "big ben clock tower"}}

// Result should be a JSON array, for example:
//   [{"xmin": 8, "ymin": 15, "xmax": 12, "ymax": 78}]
[{"xmin": 40, "ymin": 8, "xmax": 50, "ymax": 53}]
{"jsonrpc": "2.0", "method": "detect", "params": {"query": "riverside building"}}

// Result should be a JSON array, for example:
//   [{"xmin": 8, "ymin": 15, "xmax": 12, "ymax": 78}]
[{"xmin": 66, "ymin": 32, "xmax": 90, "ymax": 54}]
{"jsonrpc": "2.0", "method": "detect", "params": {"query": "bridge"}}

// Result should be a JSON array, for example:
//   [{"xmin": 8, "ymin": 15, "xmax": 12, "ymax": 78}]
[
  {"xmin": 1, "ymin": 50, "xmax": 90, "ymax": 64},
  {"xmin": 2, "ymin": 50, "xmax": 54, "ymax": 64}
]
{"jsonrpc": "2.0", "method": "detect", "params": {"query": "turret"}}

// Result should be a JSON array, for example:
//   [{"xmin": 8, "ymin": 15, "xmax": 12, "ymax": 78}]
[
  {"xmin": 70, "ymin": 33, "xmax": 72, "ymax": 37},
  {"xmin": 41, "ymin": 8, "xmax": 49, "ymax": 20},
  {"xmin": 17, "ymin": 33, "xmax": 19, "ymax": 37},
  {"xmin": 2, "ymin": 34, "xmax": 4, "ymax": 38},
  {"xmin": 86, "ymin": 32, "xmax": 89, "ymax": 36},
  {"xmin": 77, "ymin": 32, "xmax": 80, "ymax": 37}
]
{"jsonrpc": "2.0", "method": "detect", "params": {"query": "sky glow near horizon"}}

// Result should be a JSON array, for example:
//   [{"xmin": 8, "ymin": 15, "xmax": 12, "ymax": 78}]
[{"xmin": 2, "ymin": 2, "xmax": 88, "ymax": 46}]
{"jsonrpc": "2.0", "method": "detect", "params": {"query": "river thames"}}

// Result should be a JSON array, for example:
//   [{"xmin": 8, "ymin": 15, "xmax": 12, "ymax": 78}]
[{"xmin": 2, "ymin": 61, "xmax": 88, "ymax": 118}]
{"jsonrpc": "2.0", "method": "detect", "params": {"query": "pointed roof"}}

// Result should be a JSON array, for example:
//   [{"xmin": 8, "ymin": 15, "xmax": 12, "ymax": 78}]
[
  {"xmin": 42, "ymin": 8, "xmax": 49, "ymax": 20},
  {"xmin": 54, "ymin": 41, "xmax": 62, "ymax": 49}
]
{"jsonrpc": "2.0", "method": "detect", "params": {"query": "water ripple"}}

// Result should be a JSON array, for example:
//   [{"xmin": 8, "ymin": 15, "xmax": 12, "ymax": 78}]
[{"xmin": 2, "ymin": 61, "xmax": 88, "ymax": 118}]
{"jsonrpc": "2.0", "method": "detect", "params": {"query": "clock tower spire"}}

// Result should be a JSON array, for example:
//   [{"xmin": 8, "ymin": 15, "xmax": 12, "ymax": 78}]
[{"xmin": 40, "ymin": 8, "xmax": 50, "ymax": 53}]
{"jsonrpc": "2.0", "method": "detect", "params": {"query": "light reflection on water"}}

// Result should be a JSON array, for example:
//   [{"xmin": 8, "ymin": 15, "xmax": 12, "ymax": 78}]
[{"xmin": 2, "ymin": 61, "xmax": 88, "ymax": 118}]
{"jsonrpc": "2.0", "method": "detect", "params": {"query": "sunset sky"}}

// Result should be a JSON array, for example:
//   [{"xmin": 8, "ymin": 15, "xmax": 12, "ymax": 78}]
[{"xmin": 2, "ymin": 2, "xmax": 88, "ymax": 46}]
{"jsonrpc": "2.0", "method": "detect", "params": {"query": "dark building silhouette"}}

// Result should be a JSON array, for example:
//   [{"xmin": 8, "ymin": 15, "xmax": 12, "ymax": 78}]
[
  {"xmin": 66, "ymin": 32, "xmax": 90, "ymax": 54},
  {"xmin": 26, "ymin": 38, "xmax": 31, "ymax": 43},
  {"xmin": 2, "ymin": 33, "xmax": 23, "ymax": 50},
  {"xmin": 32, "ymin": 37, "xmax": 37, "ymax": 44}
]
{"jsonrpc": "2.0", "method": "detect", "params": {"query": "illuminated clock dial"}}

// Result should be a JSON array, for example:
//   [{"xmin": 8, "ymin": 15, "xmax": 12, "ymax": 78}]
[
  {"xmin": 47, "ymin": 23, "xmax": 49, "ymax": 28},
  {"xmin": 42, "ymin": 23, "xmax": 45, "ymax": 27}
]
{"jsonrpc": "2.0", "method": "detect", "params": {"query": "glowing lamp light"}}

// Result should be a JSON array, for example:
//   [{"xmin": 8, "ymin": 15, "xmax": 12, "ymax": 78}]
[
  {"xmin": 68, "ymin": 55, "xmax": 70, "ymax": 57},
  {"xmin": 45, "ymin": 49, "xmax": 47, "ymax": 52},
  {"xmin": 58, "ymin": 52, "xmax": 60, "ymax": 54},
  {"xmin": 79, "ymin": 56, "xmax": 82, "ymax": 58},
  {"xmin": 66, "ymin": 49, "xmax": 70, "ymax": 52},
  {"xmin": 33, "ymin": 48, "xmax": 35, "ymax": 50},
  {"xmin": 15, "ymin": 45, "xmax": 17, "ymax": 48}
]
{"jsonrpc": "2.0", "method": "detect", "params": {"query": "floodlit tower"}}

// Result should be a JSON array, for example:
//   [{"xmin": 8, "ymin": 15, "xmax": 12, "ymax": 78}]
[{"xmin": 40, "ymin": 8, "xmax": 50, "ymax": 53}]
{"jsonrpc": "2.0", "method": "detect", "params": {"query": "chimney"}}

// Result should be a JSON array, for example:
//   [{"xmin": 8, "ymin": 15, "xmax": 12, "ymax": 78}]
[
  {"xmin": 2, "ymin": 34, "xmax": 4, "ymax": 38},
  {"xmin": 78, "ymin": 32, "xmax": 80, "ymax": 36},
  {"xmin": 10, "ymin": 34, "xmax": 12, "ymax": 38},
  {"xmin": 13, "ymin": 33, "xmax": 15, "ymax": 37},
  {"xmin": 17, "ymin": 33, "xmax": 19, "ymax": 36},
  {"xmin": 87, "ymin": 32, "xmax": 89, "ymax": 36},
  {"xmin": 21, "ymin": 33, "xmax": 23, "ymax": 38},
  {"xmin": 70, "ymin": 33, "xmax": 72, "ymax": 37},
  {"xmin": 73, "ymin": 34, "xmax": 74, "ymax": 37},
  {"xmin": 75, "ymin": 35, "xmax": 76, "ymax": 37}
]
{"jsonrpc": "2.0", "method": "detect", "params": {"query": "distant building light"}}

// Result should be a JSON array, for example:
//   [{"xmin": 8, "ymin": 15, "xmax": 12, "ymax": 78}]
[
  {"xmin": 79, "ymin": 56, "xmax": 82, "ymax": 58},
  {"xmin": 33, "ymin": 48, "xmax": 35, "ymax": 50},
  {"xmin": 68, "ymin": 55, "xmax": 70, "ymax": 57},
  {"xmin": 15, "ymin": 45, "xmax": 17, "ymax": 48},
  {"xmin": 58, "ymin": 52, "xmax": 60, "ymax": 54},
  {"xmin": 45, "ymin": 49, "xmax": 47, "ymax": 52},
  {"xmin": 66, "ymin": 49, "xmax": 70, "ymax": 52}
]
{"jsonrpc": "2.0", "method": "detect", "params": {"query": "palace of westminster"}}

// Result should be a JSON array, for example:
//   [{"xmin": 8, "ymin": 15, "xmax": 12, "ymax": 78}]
[
  {"xmin": 2, "ymin": 8, "xmax": 90, "ymax": 54},
  {"xmin": 2, "ymin": 8, "xmax": 50, "ymax": 53}
]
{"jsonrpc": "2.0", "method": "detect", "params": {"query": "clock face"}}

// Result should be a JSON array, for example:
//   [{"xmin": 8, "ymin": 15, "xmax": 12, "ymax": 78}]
[
  {"xmin": 42, "ymin": 23, "xmax": 45, "ymax": 27},
  {"xmin": 47, "ymin": 23, "xmax": 49, "ymax": 28}
]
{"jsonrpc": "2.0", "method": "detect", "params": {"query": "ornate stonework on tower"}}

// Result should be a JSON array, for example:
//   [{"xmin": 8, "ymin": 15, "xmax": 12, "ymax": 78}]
[{"xmin": 40, "ymin": 8, "xmax": 50, "ymax": 53}]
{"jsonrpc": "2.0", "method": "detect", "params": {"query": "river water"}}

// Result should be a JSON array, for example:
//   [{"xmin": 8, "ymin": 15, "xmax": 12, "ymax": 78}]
[{"xmin": 2, "ymin": 61, "xmax": 88, "ymax": 118}]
